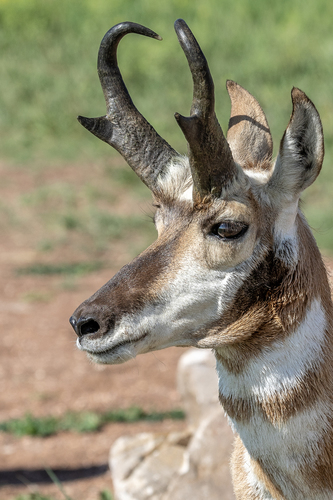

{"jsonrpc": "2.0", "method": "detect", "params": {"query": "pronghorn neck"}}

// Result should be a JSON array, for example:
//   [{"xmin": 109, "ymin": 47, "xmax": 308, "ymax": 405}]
[{"xmin": 216, "ymin": 216, "xmax": 333, "ymax": 499}]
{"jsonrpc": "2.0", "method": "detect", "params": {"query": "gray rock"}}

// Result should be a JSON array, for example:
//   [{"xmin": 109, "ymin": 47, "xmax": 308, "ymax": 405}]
[
  {"xmin": 110, "ymin": 431, "xmax": 191, "ymax": 500},
  {"xmin": 177, "ymin": 348, "xmax": 220, "ymax": 427},
  {"xmin": 164, "ymin": 409, "xmax": 235, "ymax": 500},
  {"xmin": 110, "ymin": 433, "xmax": 165, "ymax": 485}
]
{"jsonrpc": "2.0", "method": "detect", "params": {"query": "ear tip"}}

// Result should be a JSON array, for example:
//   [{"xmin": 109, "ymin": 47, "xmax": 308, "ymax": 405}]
[
  {"xmin": 226, "ymin": 79, "xmax": 236, "ymax": 87},
  {"xmin": 226, "ymin": 81, "xmax": 252, "ymax": 102},
  {"xmin": 225, "ymin": 80, "xmax": 242, "ymax": 96},
  {"xmin": 291, "ymin": 87, "xmax": 311, "ymax": 105}
]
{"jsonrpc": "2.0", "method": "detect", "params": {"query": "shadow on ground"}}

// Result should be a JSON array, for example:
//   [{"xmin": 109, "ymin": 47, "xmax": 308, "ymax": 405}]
[{"xmin": 0, "ymin": 464, "xmax": 109, "ymax": 486}]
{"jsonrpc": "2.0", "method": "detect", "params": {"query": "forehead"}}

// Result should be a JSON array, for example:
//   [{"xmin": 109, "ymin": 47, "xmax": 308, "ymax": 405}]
[
  {"xmin": 175, "ymin": 188, "xmax": 260, "ymax": 223},
  {"xmin": 156, "ymin": 178, "xmax": 270, "ymax": 239},
  {"xmin": 204, "ymin": 193, "xmax": 258, "ymax": 222}
]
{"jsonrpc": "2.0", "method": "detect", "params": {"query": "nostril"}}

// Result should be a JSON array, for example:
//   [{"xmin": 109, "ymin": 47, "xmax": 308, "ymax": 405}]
[{"xmin": 78, "ymin": 318, "xmax": 100, "ymax": 336}]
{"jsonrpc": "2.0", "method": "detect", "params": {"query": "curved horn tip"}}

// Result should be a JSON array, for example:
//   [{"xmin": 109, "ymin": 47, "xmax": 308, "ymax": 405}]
[
  {"xmin": 174, "ymin": 18, "xmax": 188, "ymax": 30},
  {"xmin": 174, "ymin": 19, "xmax": 195, "ymax": 45},
  {"xmin": 103, "ymin": 22, "xmax": 162, "ymax": 43}
]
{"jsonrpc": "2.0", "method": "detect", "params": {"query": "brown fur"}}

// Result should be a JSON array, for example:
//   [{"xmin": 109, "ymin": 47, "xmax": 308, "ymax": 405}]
[
  {"xmin": 306, "ymin": 414, "xmax": 333, "ymax": 490},
  {"xmin": 219, "ymin": 359, "xmax": 332, "ymax": 426},
  {"xmin": 231, "ymin": 436, "xmax": 285, "ymax": 500},
  {"xmin": 211, "ymin": 212, "xmax": 330, "ymax": 368}
]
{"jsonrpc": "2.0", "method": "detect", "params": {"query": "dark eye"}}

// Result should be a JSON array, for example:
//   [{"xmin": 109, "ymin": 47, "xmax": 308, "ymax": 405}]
[{"xmin": 212, "ymin": 221, "xmax": 248, "ymax": 240}]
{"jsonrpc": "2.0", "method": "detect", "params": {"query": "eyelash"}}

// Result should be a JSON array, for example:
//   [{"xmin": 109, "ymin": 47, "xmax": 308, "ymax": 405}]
[
  {"xmin": 211, "ymin": 221, "xmax": 249, "ymax": 240},
  {"xmin": 152, "ymin": 204, "xmax": 248, "ymax": 241}
]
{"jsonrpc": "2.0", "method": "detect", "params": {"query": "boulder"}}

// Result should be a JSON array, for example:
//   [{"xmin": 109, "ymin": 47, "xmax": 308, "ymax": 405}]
[
  {"xmin": 164, "ymin": 409, "xmax": 235, "ymax": 500},
  {"xmin": 177, "ymin": 348, "xmax": 221, "ymax": 427},
  {"xmin": 110, "ymin": 431, "xmax": 191, "ymax": 500}
]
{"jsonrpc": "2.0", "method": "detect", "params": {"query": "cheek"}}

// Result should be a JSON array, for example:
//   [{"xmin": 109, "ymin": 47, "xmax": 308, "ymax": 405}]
[
  {"xmin": 203, "ymin": 228, "xmax": 258, "ymax": 269},
  {"xmin": 122, "ymin": 267, "xmax": 231, "ymax": 339}
]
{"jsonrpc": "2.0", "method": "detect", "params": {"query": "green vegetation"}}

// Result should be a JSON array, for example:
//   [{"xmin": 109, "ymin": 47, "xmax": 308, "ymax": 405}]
[
  {"xmin": 16, "ymin": 261, "xmax": 103, "ymax": 276},
  {"xmin": 18, "ymin": 169, "xmax": 155, "ymax": 254},
  {"xmin": 0, "ymin": 407, "xmax": 185, "ymax": 437},
  {"xmin": 14, "ymin": 495, "xmax": 57, "ymax": 500},
  {"xmin": 13, "ymin": 488, "xmax": 114, "ymax": 500},
  {"xmin": 99, "ymin": 491, "xmax": 114, "ymax": 500},
  {"xmin": 13, "ymin": 493, "xmax": 113, "ymax": 500},
  {"xmin": 3, "ymin": 0, "xmax": 333, "ymax": 163},
  {"xmin": 1, "ymin": 0, "xmax": 333, "ymax": 253}
]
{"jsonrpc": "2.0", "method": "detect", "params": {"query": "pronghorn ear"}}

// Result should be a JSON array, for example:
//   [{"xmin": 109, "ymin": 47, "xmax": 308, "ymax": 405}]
[
  {"xmin": 226, "ymin": 80, "xmax": 273, "ymax": 167},
  {"xmin": 268, "ymin": 88, "xmax": 324, "ymax": 199}
]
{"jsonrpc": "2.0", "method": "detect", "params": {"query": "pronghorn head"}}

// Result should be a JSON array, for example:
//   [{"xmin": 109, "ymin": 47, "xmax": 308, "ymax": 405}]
[{"xmin": 70, "ymin": 20, "xmax": 324, "ymax": 365}]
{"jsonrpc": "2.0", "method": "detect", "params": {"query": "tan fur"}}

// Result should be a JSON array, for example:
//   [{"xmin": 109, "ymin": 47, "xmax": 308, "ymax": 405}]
[
  {"xmin": 232, "ymin": 436, "xmax": 285, "ymax": 500},
  {"xmin": 306, "ymin": 417, "xmax": 333, "ymax": 490},
  {"xmin": 227, "ymin": 81, "xmax": 273, "ymax": 167}
]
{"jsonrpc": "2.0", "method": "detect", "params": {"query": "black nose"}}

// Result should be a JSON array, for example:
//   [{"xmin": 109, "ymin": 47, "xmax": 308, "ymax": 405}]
[
  {"xmin": 69, "ymin": 316, "xmax": 100, "ymax": 337},
  {"xmin": 69, "ymin": 316, "xmax": 78, "ymax": 333}
]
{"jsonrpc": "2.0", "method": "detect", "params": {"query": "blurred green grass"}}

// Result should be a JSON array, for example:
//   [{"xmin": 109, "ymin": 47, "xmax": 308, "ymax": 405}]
[
  {"xmin": 14, "ymin": 487, "xmax": 113, "ymax": 500},
  {"xmin": 0, "ymin": 407, "xmax": 185, "ymax": 437},
  {"xmin": 14, "ymin": 491, "xmax": 113, "ymax": 500},
  {"xmin": 1, "ymin": 0, "xmax": 333, "ymax": 253}
]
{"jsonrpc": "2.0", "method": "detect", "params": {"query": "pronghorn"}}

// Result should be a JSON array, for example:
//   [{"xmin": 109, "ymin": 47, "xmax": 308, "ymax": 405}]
[{"xmin": 69, "ymin": 19, "xmax": 333, "ymax": 499}]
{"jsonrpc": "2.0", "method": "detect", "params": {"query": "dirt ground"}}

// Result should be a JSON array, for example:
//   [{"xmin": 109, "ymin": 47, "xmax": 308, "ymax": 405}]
[{"xmin": 0, "ymin": 161, "xmax": 188, "ymax": 500}]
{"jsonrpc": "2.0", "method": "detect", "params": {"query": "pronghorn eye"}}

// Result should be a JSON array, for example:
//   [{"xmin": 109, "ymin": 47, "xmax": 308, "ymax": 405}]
[{"xmin": 212, "ymin": 221, "xmax": 248, "ymax": 240}]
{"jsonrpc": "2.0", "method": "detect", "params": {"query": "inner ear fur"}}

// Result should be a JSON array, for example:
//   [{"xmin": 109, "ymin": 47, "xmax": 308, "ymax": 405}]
[
  {"xmin": 226, "ymin": 80, "xmax": 273, "ymax": 168},
  {"xmin": 268, "ymin": 87, "xmax": 324, "ymax": 199}
]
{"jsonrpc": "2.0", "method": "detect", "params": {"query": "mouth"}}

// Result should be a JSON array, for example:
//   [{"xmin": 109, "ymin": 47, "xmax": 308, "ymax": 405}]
[{"xmin": 78, "ymin": 332, "xmax": 149, "ymax": 358}]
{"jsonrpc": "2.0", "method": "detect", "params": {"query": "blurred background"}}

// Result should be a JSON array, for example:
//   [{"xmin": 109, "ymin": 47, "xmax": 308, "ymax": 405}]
[{"xmin": 1, "ymin": 0, "xmax": 333, "ymax": 499}]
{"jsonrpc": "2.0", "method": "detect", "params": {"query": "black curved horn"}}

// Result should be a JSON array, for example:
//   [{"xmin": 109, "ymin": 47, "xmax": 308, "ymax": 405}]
[
  {"xmin": 174, "ymin": 19, "xmax": 237, "ymax": 199},
  {"xmin": 78, "ymin": 22, "xmax": 179, "ymax": 192}
]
